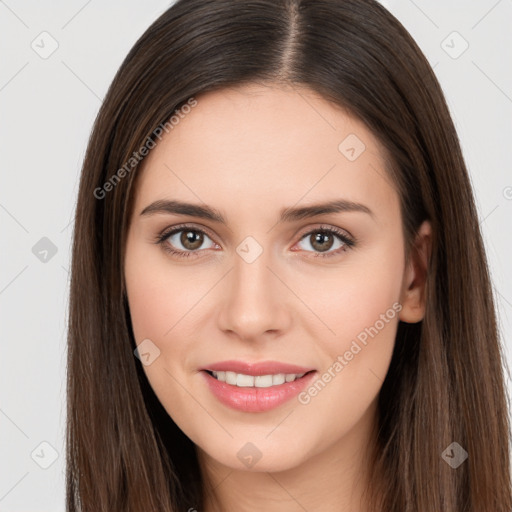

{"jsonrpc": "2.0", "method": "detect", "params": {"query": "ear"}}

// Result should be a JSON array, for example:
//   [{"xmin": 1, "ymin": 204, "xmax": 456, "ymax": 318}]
[{"xmin": 399, "ymin": 220, "xmax": 432, "ymax": 324}]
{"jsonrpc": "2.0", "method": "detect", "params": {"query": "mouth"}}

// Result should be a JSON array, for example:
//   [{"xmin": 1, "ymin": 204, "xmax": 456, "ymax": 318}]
[
  {"xmin": 204, "ymin": 369, "xmax": 311, "ymax": 387},
  {"xmin": 200, "ymin": 361, "xmax": 316, "ymax": 412}
]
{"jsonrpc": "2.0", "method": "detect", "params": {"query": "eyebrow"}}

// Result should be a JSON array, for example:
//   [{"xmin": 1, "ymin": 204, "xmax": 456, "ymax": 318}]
[{"xmin": 139, "ymin": 198, "xmax": 374, "ymax": 224}]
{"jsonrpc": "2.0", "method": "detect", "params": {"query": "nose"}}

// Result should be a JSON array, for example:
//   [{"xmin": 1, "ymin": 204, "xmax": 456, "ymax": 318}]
[{"xmin": 216, "ymin": 244, "xmax": 292, "ymax": 343}]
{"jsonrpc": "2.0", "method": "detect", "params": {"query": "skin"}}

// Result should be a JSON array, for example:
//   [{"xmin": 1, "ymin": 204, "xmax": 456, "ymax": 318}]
[{"xmin": 124, "ymin": 82, "xmax": 431, "ymax": 511}]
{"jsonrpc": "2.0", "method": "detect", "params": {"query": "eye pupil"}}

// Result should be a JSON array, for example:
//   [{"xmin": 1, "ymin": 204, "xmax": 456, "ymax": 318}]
[
  {"xmin": 311, "ymin": 232, "xmax": 333, "ymax": 252},
  {"xmin": 181, "ymin": 230, "xmax": 203, "ymax": 250}
]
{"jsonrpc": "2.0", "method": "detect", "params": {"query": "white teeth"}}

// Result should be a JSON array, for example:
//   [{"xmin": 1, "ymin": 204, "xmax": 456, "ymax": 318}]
[
  {"xmin": 236, "ymin": 373, "xmax": 254, "ymax": 387},
  {"xmin": 255, "ymin": 375, "xmax": 273, "ymax": 388},
  {"xmin": 272, "ymin": 373, "xmax": 285, "ymax": 385},
  {"xmin": 225, "ymin": 371, "xmax": 237, "ymax": 385},
  {"xmin": 210, "ymin": 371, "xmax": 306, "ymax": 387}
]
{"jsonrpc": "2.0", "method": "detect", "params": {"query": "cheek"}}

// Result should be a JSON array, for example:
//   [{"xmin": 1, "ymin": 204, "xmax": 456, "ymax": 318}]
[
  {"xmin": 124, "ymin": 246, "xmax": 202, "ymax": 414},
  {"xmin": 293, "ymin": 249, "xmax": 403, "ymax": 336},
  {"xmin": 326, "ymin": 264, "xmax": 402, "ymax": 356},
  {"xmin": 125, "ymin": 242, "xmax": 205, "ymax": 345},
  {"xmin": 295, "ymin": 240, "xmax": 404, "ymax": 417}
]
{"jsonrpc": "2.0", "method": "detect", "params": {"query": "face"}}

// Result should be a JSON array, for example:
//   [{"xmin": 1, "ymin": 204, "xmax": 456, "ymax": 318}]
[{"xmin": 124, "ymin": 83, "xmax": 423, "ymax": 474}]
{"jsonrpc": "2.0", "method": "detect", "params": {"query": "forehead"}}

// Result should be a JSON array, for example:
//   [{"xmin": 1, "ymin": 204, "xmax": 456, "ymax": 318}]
[{"xmin": 132, "ymin": 83, "xmax": 397, "ymax": 223}]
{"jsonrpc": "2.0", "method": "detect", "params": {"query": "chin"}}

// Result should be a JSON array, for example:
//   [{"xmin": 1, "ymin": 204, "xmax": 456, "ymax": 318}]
[{"xmin": 196, "ymin": 433, "xmax": 314, "ymax": 473}]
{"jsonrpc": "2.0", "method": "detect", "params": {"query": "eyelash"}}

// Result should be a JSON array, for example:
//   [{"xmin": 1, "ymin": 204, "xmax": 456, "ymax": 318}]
[{"xmin": 154, "ymin": 224, "xmax": 356, "ymax": 259}]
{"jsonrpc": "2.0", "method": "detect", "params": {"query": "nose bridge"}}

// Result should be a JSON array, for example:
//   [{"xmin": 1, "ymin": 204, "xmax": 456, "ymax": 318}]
[
  {"xmin": 233, "ymin": 245, "xmax": 271, "ymax": 300},
  {"xmin": 217, "ymin": 235, "xmax": 290, "ymax": 338}
]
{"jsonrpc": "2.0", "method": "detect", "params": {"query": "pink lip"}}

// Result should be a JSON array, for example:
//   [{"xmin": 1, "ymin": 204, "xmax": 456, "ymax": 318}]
[
  {"xmin": 200, "ymin": 360, "xmax": 316, "ymax": 413},
  {"xmin": 202, "ymin": 360, "xmax": 314, "ymax": 376}
]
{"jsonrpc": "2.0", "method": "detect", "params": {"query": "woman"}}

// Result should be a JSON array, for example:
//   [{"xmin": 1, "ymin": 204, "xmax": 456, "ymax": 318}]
[{"xmin": 66, "ymin": 0, "xmax": 512, "ymax": 510}]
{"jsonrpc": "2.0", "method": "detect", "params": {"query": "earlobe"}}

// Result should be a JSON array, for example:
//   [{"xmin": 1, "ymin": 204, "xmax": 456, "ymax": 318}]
[{"xmin": 398, "ymin": 220, "xmax": 432, "ymax": 324}]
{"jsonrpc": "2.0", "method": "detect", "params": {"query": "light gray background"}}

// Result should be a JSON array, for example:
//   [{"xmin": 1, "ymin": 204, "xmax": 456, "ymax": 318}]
[{"xmin": 1, "ymin": 1, "xmax": 511, "ymax": 510}]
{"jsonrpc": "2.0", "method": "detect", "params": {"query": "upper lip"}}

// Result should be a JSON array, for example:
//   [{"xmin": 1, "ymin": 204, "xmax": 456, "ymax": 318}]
[{"xmin": 202, "ymin": 360, "xmax": 315, "ymax": 376}]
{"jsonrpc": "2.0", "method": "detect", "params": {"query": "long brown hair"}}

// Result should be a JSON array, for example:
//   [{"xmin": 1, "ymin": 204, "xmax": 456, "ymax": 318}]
[{"xmin": 66, "ymin": 0, "xmax": 512, "ymax": 510}]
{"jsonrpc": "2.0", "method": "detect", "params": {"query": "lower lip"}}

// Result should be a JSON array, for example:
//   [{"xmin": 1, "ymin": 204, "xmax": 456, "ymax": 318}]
[{"xmin": 202, "ymin": 371, "xmax": 316, "ymax": 413}]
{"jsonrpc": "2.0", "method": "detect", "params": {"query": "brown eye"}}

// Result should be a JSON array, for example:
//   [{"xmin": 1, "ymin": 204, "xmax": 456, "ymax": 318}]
[
  {"xmin": 309, "ymin": 232, "xmax": 335, "ymax": 252},
  {"xmin": 180, "ymin": 230, "xmax": 204, "ymax": 250},
  {"xmin": 296, "ymin": 227, "xmax": 354, "ymax": 257},
  {"xmin": 161, "ymin": 227, "xmax": 217, "ymax": 255}
]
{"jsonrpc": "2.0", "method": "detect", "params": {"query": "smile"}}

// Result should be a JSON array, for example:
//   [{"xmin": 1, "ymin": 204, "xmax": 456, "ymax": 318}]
[
  {"xmin": 208, "ymin": 370, "xmax": 306, "ymax": 387},
  {"xmin": 201, "ymin": 361, "xmax": 316, "ymax": 412}
]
